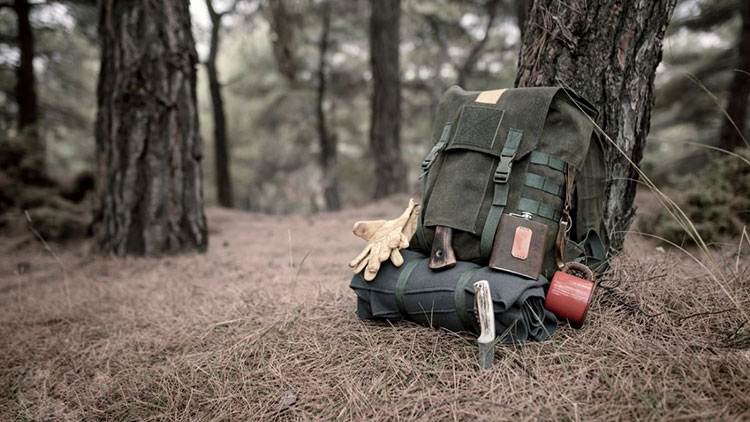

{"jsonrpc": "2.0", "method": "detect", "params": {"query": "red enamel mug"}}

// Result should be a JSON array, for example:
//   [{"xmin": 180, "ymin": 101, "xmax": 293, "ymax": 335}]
[{"xmin": 544, "ymin": 265, "xmax": 595, "ymax": 326}]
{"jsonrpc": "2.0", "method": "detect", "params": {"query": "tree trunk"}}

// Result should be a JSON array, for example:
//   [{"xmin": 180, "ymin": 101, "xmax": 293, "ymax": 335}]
[
  {"xmin": 206, "ymin": 0, "xmax": 234, "ymax": 208},
  {"xmin": 95, "ymin": 0, "xmax": 207, "ymax": 256},
  {"xmin": 266, "ymin": 0, "xmax": 297, "ymax": 83},
  {"xmin": 316, "ymin": 0, "xmax": 341, "ymax": 211},
  {"xmin": 369, "ymin": 0, "xmax": 406, "ymax": 198},
  {"xmin": 718, "ymin": 0, "xmax": 750, "ymax": 151},
  {"xmin": 13, "ymin": 0, "xmax": 42, "ymax": 164},
  {"xmin": 516, "ymin": 0, "xmax": 676, "ymax": 252},
  {"xmin": 515, "ymin": 0, "xmax": 531, "ymax": 42}
]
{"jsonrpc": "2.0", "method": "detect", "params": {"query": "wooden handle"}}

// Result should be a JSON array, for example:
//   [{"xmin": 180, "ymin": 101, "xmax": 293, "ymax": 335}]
[{"xmin": 429, "ymin": 226, "xmax": 457, "ymax": 270}]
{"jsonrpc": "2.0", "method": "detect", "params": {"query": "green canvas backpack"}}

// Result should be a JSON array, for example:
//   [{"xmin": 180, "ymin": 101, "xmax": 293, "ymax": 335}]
[{"xmin": 411, "ymin": 86, "xmax": 609, "ymax": 278}]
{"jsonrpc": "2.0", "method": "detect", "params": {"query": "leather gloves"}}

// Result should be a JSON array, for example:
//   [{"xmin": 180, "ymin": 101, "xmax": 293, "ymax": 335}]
[{"xmin": 349, "ymin": 198, "xmax": 420, "ymax": 281}]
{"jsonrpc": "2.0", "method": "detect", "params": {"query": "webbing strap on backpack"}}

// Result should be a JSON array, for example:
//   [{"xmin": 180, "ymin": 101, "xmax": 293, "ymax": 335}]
[
  {"xmin": 555, "ymin": 164, "xmax": 577, "ymax": 269},
  {"xmin": 416, "ymin": 122, "xmax": 453, "ymax": 252},
  {"xmin": 479, "ymin": 128, "xmax": 523, "ymax": 260},
  {"xmin": 395, "ymin": 259, "xmax": 422, "ymax": 316},
  {"xmin": 454, "ymin": 267, "xmax": 480, "ymax": 331}
]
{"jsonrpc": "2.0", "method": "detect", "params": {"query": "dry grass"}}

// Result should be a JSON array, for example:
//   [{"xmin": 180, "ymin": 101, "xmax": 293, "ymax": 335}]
[{"xmin": 1, "ymin": 197, "xmax": 749, "ymax": 421}]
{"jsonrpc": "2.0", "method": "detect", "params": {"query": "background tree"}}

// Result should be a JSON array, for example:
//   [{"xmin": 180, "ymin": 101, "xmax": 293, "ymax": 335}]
[
  {"xmin": 0, "ymin": 0, "xmax": 41, "ymax": 172},
  {"xmin": 369, "ymin": 0, "xmax": 406, "ymax": 198},
  {"xmin": 205, "ymin": 0, "xmax": 236, "ymax": 208},
  {"xmin": 718, "ymin": 0, "xmax": 750, "ymax": 151},
  {"xmin": 265, "ymin": 0, "xmax": 297, "ymax": 83},
  {"xmin": 423, "ymin": 0, "xmax": 501, "ymax": 88},
  {"xmin": 640, "ymin": 0, "xmax": 747, "ymax": 182},
  {"xmin": 4, "ymin": 0, "xmax": 739, "ymax": 221},
  {"xmin": 95, "ymin": 0, "xmax": 207, "ymax": 255},
  {"xmin": 12, "ymin": 0, "xmax": 38, "ymax": 140},
  {"xmin": 316, "ymin": 0, "xmax": 340, "ymax": 210},
  {"xmin": 516, "ymin": 0, "xmax": 677, "ymax": 252}
]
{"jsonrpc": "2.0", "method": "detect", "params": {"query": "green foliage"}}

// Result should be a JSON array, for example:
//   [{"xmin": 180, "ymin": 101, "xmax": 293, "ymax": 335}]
[{"xmin": 648, "ymin": 149, "xmax": 750, "ymax": 244}]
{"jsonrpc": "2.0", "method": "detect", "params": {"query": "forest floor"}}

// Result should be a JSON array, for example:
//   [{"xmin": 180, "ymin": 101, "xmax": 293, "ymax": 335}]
[{"xmin": 1, "ymin": 192, "xmax": 749, "ymax": 421}]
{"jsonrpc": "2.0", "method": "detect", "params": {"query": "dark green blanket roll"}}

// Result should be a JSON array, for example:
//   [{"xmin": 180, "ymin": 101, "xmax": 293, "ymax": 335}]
[{"xmin": 349, "ymin": 249, "xmax": 557, "ymax": 343}]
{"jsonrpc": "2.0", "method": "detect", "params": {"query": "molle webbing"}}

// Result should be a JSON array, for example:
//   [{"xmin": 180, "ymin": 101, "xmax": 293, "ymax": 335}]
[
  {"xmin": 516, "ymin": 198, "xmax": 562, "ymax": 222},
  {"xmin": 525, "ymin": 173, "xmax": 565, "ymax": 197},
  {"xmin": 530, "ymin": 151, "xmax": 568, "ymax": 173}
]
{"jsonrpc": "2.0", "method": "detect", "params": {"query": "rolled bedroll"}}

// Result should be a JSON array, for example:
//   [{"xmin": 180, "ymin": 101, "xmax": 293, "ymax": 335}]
[{"xmin": 349, "ymin": 249, "xmax": 557, "ymax": 343}]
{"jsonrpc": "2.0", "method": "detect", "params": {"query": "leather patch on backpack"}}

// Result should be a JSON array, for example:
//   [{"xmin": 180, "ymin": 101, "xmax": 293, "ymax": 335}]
[
  {"xmin": 489, "ymin": 214, "xmax": 547, "ymax": 280},
  {"xmin": 475, "ymin": 89, "xmax": 507, "ymax": 104}
]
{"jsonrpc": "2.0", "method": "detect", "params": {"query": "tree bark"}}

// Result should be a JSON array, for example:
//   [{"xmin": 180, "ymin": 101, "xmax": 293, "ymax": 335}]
[
  {"xmin": 369, "ymin": 0, "xmax": 405, "ymax": 198},
  {"xmin": 206, "ymin": 0, "xmax": 234, "ymax": 208},
  {"xmin": 95, "ymin": 0, "xmax": 207, "ymax": 256},
  {"xmin": 515, "ymin": 0, "xmax": 531, "ymax": 42},
  {"xmin": 516, "ymin": 0, "xmax": 676, "ymax": 252},
  {"xmin": 316, "ymin": 0, "xmax": 341, "ymax": 211},
  {"xmin": 13, "ymin": 0, "xmax": 42, "ymax": 163},
  {"xmin": 266, "ymin": 0, "xmax": 297, "ymax": 83},
  {"xmin": 718, "ymin": 0, "xmax": 750, "ymax": 151}
]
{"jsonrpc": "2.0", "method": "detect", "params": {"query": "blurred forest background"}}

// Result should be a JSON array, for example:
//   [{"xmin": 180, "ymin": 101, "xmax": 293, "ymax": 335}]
[{"xmin": 0, "ymin": 0, "xmax": 748, "ymax": 236}]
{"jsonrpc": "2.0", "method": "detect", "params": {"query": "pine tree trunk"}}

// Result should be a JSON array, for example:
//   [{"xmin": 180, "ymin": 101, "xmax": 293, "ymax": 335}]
[
  {"xmin": 515, "ymin": 0, "xmax": 531, "ymax": 41},
  {"xmin": 369, "ymin": 0, "xmax": 406, "ymax": 198},
  {"xmin": 718, "ymin": 0, "xmax": 750, "ymax": 151},
  {"xmin": 95, "ymin": 0, "xmax": 207, "ymax": 256},
  {"xmin": 317, "ymin": 0, "xmax": 341, "ymax": 211},
  {"xmin": 13, "ymin": 0, "xmax": 42, "ymax": 164},
  {"xmin": 516, "ymin": 0, "xmax": 676, "ymax": 252},
  {"xmin": 206, "ymin": 0, "xmax": 234, "ymax": 208}
]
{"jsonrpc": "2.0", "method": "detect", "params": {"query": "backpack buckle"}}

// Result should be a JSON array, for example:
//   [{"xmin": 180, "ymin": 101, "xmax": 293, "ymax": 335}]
[
  {"xmin": 494, "ymin": 153, "xmax": 515, "ymax": 183},
  {"xmin": 421, "ymin": 145, "xmax": 441, "ymax": 171}
]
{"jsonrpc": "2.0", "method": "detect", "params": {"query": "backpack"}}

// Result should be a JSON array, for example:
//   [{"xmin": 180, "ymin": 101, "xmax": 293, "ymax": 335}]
[{"xmin": 411, "ymin": 86, "xmax": 609, "ymax": 278}]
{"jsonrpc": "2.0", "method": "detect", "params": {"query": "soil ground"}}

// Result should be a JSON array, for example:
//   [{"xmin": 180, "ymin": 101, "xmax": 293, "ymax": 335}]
[{"xmin": 1, "ymin": 193, "xmax": 749, "ymax": 421}]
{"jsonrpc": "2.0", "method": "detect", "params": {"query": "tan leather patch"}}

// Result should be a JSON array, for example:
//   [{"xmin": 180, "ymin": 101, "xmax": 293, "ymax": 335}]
[
  {"xmin": 475, "ymin": 89, "xmax": 507, "ymax": 104},
  {"xmin": 511, "ymin": 226, "xmax": 533, "ymax": 260}
]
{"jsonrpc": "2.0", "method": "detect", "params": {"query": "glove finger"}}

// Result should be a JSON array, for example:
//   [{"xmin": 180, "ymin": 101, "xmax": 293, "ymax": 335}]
[
  {"xmin": 396, "ymin": 199, "xmax": 417, "ymax": 224},
  {"xmin": 385, "ymin": 231, "xmax": 401, "ymax": 249},
  {"xmin": 377, "ymin": 240, "xmax": 392, "ymax": 262},
  {"xmin": 390, "ymin": 248, "xmax": 404, "ymax": 267},
  {"xmin": 352, "ymin": 256, "xmax": 369, "ymax": 274},
  {"xmin": 365, "ymin": 246, "xmax": 382, "ymax": 281},
  {"xmin": 402, "ymin": 205, "xmax": 420, "ymax": 239},
  {"xmin": 349, "ymin": 244, "xmax": 371, "ymax": 269},
  {"xmin": 397, "ymin": 232, "xmax": 409, "ymax": 249}
]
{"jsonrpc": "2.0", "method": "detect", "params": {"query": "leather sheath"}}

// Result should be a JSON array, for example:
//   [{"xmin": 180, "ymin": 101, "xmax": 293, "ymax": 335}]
[{"xmin": 489, "ymin": 214, "xmax": 547, "ymax": 280}]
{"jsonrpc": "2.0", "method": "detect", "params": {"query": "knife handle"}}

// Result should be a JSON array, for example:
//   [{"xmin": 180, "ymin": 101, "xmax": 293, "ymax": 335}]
[
  {"xmin": 429, "ymin": 226, "xmax": 457, "ymax": 270},
  {"xmin": 473, "ymin": 280, "xmax": 495, "ymax": 344}
]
